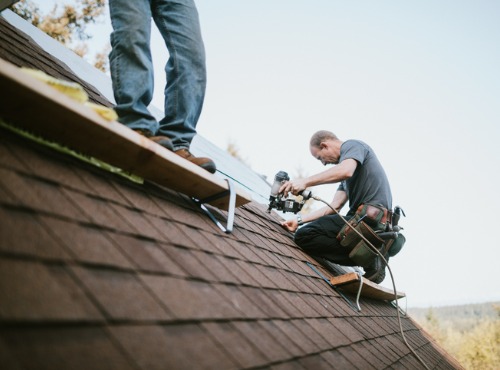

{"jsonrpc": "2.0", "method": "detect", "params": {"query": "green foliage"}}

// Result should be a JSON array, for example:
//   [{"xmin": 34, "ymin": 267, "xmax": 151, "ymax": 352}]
[
  {"xmin": 10, "ymin": 0, "xmax": 108, "ymax": 71},
  {"xmin": 410, "ymin": 302, "xmax": 500, "ymax": 370},
  {"xmin": 457, "ymin": 316, "xmax": 500, "ymax": 370},
  {"xmin": 12, "ymin": 0, "xmax": 105, "ymax": 44},
  {"xmin": 226, "ymin": 140, "xmax": 251, "ymax": 168}
]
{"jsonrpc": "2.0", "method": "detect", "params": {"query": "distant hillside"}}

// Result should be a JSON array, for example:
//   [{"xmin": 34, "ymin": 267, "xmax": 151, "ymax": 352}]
[
  {"xmin": 407, "ymin": 302, "xmax": 500, "ymax": 369},
  {"xmin": 408, "ymin": 301, "xmax": 500, "ymax": 331}
]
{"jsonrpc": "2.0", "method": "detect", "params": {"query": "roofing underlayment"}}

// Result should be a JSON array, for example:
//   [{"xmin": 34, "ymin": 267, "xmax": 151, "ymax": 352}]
[{"xmin": 0, "ymin": 10, "xmax": 462, "ymax": 370}]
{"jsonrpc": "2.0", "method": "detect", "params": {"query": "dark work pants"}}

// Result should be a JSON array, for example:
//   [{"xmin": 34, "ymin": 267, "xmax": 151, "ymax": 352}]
[{"xmin": 294, "ymin": 214, "xmax": 357, "ymax": 266}]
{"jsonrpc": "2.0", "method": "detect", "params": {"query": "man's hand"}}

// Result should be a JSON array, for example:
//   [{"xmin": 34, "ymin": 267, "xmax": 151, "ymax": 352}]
[
  {"xmin": 281, "ymin": 218, "xmax": 299, "ymax": 232},
  {"xmin": 279, "ymin": 179, "xmax": 308, "ymax": 196}
]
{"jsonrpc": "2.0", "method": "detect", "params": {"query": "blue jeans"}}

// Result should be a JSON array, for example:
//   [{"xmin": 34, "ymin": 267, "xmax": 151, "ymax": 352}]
[{"xmin": 109, "ymin": 0, "xmax": 206, "ymax": 150}]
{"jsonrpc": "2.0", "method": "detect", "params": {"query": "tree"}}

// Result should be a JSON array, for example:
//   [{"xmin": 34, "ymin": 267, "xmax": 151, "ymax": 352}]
[
  {"xmin": 416, "ymin": 304, "xmax": 500, "ymax": 370},
  {"xmin": 456, "ymin": 306, "xmax": 500, "ymax": 370},
  {"xmin": 11, "ymin": 0, "xmax": 108, "ymax": 71},
  {"xmin": 226, "ymin": 140, "xmax": 251, "ymax": 168}
]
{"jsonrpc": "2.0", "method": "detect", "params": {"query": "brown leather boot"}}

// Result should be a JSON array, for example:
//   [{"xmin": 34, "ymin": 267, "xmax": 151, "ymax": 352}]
[
  {"xmin": 174, "ymin": 148, "xmax": 216, "ymax": 174},
  {"xmin": 134, "ymin": 129, "xmax": 173, "ymax": 151}
]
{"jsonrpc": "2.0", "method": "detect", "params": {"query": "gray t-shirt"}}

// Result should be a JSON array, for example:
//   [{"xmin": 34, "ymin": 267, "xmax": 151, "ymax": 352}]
[{"xmin": 337, "ymin": 140, "xmax": 392, "ymax": 215}]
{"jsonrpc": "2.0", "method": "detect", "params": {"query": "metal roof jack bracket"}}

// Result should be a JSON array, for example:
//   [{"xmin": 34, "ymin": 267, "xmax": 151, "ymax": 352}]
[
  {"xmin": 353, "ymin": 271, "xmax": 364, "ymax": 311},
  {"xmin": 306, "ymin": 262, "xmax": 362, "ymax": 312},
  {"xmin": 192, "ymin": 178, "xmax": 236, "ymax": 234},
  {"xmin": 391, "ymin": 295, "xmax": 408, "ymax": 316}
]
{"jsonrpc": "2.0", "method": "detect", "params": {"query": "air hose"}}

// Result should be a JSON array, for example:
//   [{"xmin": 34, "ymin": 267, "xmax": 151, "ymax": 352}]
[{"xmin": 310, "ymin": 195, "xmax": 431, "ymax": 370}]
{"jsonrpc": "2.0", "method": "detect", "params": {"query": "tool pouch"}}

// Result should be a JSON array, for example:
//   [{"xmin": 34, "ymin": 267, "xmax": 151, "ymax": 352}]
[
  {"xmin": 337, "ymin": 216, "xmax": 362, "ymax": 246},
  {"xmin": 385, "ymin": 233, "xmax": 406, "ymax": 257},
  {"xmin": 349, "ymin": 240, "xmax": 379, "ymax": 267},
  {"xmin": 339, "ymin": 221, "xmax": 385, "ymax": 266},
  {"xmin": 356, "ymin": 203, "xmax": 388, "ymax": 231},
  {"xmin": 337, "ymin": 204, "xmax": 388, "ymax": 244}
]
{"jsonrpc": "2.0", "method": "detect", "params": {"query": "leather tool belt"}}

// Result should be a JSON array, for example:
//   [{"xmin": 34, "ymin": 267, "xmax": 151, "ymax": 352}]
[
  {"xmin": 337, "ymin": 203, "xmax": 389, "ymax": 243},
  {"xmin": 355, "ymin": 203, "xmax": 390, "ymax": 228},
  {"xmin": 336, "ymin": 203, "xmax": 389, "ymax": 267}
]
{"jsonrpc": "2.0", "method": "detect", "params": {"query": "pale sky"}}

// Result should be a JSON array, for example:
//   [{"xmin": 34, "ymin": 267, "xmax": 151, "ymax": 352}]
[{"xmin": 37, "ymin": 0, "xmax": 500, "ymax": 307}]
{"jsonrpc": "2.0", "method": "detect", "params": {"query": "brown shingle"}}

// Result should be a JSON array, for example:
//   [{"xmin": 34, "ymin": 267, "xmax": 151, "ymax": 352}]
[
  {"xmin": 191, "ymin": 250, "xmax": 239, "ymax": 283},
  {"xmin": 292, "ymin": 320, "xmax": 330, "ymax": 352},
  {"xmin": 109, "ymin": 233, "xmax": 187, "ymax": 276},
  {"xmin": 0, "ymin": 168, "xmax": 84, "ymax": 221},
  {"xmin": 232, "ymin": 320, "xmax": 293, "ymax": 363},
  {"xmin": 161, "ymin": 245, "xmax": 216, "ymax": 281},
  {"xmin": 112, "ymin": 183, "xmax": 166, "ymax": 215},
  {"xmin": 0, "ymin": 137, "xmax": 30, "ymax": 172},
  {"xmin": 297, "ymin": 354, "xmax": 335, "ymax": 369},
  {"xmin": 205, "ymin": 233, "xmax": 245, "ymax": 259},
  {"xmin": 9, "ymin": 138, "xmax": 89, "ymax": 191},
  {"xmin": 328, "ymin": 317, "xmax": 365, "ymax": 343},
  {"xmin": 306, "ymin": 318, "xmax": 351, "ymax": 349},
  {"xmin": 248, "ymin": 286, "xmax": 293, "ymax": 318},
  {"xmin": 157, "ymin": 222, "xmax": 196, "ymax": 247},
  {"xmin": 357, "ymin": 341, "xmax": 391, "ymax": 368},
  {"xmin": 64, "ymin": 191, "xmax": 129, "ymax": 230},
  {"xmin": 256, "ymin": 264, "xmax": 297, "ymax": 291},
  {"xmin": 212, "ymin": 284, "xmax": 266, "ymax": 318},
  {"xmin": 235, "ymin": 260, "xmax": 277, "ymax": 289},
  {"xmin": 72, "ymin": 266, "xmax": 171, "ymax": 321},
  {"xmin": 211, "ymin": 254, "xmax": 254, "ymax": 285},
  {"xmin": 265, "ymin": 290, "xmax": 305, "ymax": 319},
  {"xmin": 282, "ymin": 291, "xmax": 322, "ymax": 318},
  {"xmin": 73, "ymin": 168, "xmax": 131, "ymax": 204},
  {"xmin": 0, "ymin": 208, "xmax": 70, "ymax": 260},
  {"xmin": 140, "ymin": 275, "xmax": 240, "ymax": 320},
  {"xmin": 337, "ymin": 345, "xmax": 377, "ymax": 370},
  {"xmin": 42, "ymin": 217, "xmax": 132, "ymax": 269},
  {"xmin": 319, "ymin": 350, "xmax": 356, "ymax": 369},
  {"xmin": 202, "ymin": 321, "xmax": 268, "ymax": 368},
  {"xmin": 110, "ymin": 324, "xmax": 239, "ymax": 370},
  {"xmin": 270, "ymin": 360, "xmax": 308, "ymax": 370},
  {"xmin": 109, "ymin": 203, "xmax": 165, "ymax": 240},
  {"xmin": 260, "ymin": 320, "xmax": 306, "ymax": 358},
  {"xmin": 0, "ymin": 259, "xmax": 102, "ymax": 321},
  {"xmin": 0, "ymin": 326, "xmax": 136, "ymax": 370},
  {"xmin": 272, "ymin": 319, "xmax": 318, "ymax": 355}
]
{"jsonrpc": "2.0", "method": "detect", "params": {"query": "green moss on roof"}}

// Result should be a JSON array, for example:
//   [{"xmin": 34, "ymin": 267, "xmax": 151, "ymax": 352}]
[{"xmin": 0, "ymin": 119, "xmax": 143, "ymax": 184}]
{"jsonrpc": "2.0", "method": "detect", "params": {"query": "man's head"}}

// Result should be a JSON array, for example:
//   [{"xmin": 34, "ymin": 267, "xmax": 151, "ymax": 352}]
[{"xmin": 309, "ymin": 130, "xmax": 343, "ymax": 165}]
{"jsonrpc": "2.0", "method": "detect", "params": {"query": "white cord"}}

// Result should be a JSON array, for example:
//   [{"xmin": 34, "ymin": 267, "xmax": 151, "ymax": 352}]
[{"xmin": 311, "ymin": 195, "xmax": 431, "ymax": 370}]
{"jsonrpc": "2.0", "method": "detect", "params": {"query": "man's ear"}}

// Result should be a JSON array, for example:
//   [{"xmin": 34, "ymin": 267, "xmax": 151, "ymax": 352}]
[{"xmin": 320, "ymin": 141, "xmax": 328, "ymax": 149}]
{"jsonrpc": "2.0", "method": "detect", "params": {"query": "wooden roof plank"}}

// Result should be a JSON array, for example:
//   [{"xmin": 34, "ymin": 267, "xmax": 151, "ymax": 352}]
[
  {"xmin": 330, "ymin": 272, "xmax": 405, "ymax": 301},
  {"xmin": 0, "ymin": 58, "xmax": 251, "ymax": 209}
]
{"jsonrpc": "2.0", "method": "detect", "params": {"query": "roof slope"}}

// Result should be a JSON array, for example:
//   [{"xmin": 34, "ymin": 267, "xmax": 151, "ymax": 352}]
[{"xmin": 0, "ymin": 11, "xmax": 462, "ymax": 370}]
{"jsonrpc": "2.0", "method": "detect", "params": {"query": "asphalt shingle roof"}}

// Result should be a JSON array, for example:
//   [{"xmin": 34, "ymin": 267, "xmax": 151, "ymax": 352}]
[{"xmin": 0, "ymin": 12, "xmax": 462, "ymax": 370}]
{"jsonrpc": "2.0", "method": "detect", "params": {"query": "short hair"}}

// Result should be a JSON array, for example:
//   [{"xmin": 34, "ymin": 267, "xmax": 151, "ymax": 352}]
[{"xmin": 309, "ymin": 130, "xmax": 338, "ymax": 147}]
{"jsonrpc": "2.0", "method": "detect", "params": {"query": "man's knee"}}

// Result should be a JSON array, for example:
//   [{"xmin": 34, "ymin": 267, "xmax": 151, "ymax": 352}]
[
  {"xmin": 294, "ymin": 226, "xmax": 310, "ymax": 248},
  {"xmin": 294, "ymin": 225, "xmax": 314, "ymax": 250}
]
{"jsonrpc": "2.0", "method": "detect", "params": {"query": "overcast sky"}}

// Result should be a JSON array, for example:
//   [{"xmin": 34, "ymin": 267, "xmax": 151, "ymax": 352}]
[{"xmin": 37, "ymin": 0, "xmax": 500, "ymax": 308}]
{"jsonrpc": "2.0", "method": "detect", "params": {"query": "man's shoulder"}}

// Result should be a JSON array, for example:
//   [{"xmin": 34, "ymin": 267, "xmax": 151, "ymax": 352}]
[{"xmin": 341, "ymin": 139, "xmax": 371, "ymax": 153}]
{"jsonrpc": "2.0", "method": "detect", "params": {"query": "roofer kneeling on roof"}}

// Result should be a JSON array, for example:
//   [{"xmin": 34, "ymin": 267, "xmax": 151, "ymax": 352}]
[{"xmin": 279, "ymin": 130, "xmax": 406, "ymax": 284}]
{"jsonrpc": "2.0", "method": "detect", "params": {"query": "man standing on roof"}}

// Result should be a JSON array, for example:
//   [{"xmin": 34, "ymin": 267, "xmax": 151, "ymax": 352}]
[
  {"xmin": 108, "ymin": 0, "xmax": 216, "ymax": 173},
  {"xmin": 280, "ymin": 130, "xmax": 403, "ymax": 283}
]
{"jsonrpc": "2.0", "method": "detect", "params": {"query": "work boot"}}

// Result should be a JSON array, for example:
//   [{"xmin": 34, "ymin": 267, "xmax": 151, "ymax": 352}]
[
  {"xmin": 174, "ymin": 148, "xmax": 216, "ymax": 174},
  {"xmin": 363, "ymin": 256, "xmax": 386, "ymax": 284},
  {"xmin": 134, "ymin": 129, "xmax": 174, "ymax": 151}
]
